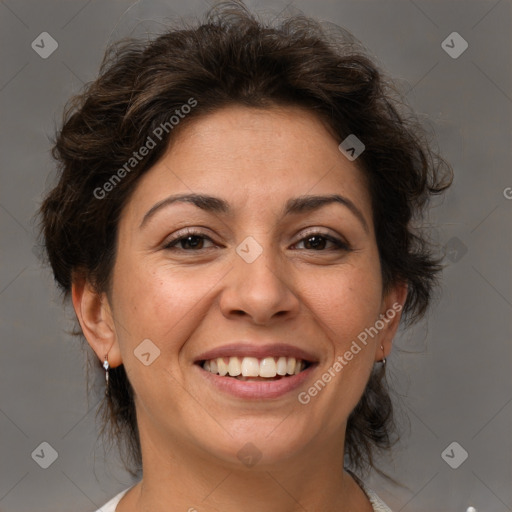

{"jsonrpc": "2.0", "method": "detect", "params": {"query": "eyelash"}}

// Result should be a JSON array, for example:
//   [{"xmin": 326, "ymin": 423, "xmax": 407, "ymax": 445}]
[{"xmin": 162, "ymin": 228, "xmax": 351, "ymax": 252}]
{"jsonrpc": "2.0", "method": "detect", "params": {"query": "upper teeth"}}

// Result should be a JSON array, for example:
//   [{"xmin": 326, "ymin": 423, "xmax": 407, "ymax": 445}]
[{"xmin": 202, "ymin": 356, "xmax": 306, "ymax": 377}]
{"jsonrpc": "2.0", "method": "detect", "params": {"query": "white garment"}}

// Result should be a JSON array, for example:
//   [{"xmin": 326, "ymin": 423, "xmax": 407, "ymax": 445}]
[
  {"xmin": 363, "ymin": 486, "xmax": 394, "ymax": 512},
  {"xmin": 95, "ymin": 489, "xmax": 129, "ymax": 512},
  {"xmin": 94, "ymin": 482, "xmax": 393, "ymax": 511}
]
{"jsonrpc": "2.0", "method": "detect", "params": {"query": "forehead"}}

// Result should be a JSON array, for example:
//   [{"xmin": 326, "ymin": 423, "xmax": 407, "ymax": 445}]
[
  {"xmin": 121, "ymin": 105, "xmax": 372, "ymax": 224},
  {"xmin": 168, "ymin": 105, "xmax": 351, "ymax": 173}
]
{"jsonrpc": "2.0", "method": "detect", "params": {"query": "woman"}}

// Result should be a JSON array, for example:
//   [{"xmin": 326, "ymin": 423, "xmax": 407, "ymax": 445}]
[{"xmin": 38, "ymin": 2, "xmax": 452, "ymax": 510}]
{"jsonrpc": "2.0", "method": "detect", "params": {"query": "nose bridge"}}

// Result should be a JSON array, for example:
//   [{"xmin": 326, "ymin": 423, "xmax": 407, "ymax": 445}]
[
  {"xmin": 221, "ymin": 234, "xmax": 299, "ymax": 322},
  {"xmin": 234, "ymin": 233, "xmax": 285, "ymax": 291}
]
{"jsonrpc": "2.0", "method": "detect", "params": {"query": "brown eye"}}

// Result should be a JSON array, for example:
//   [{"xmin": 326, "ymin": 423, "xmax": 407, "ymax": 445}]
[
  {"xmin": 294, "ymin": 233, "xmax": 350, "ymax": 251},
  {"xmin": 163, "ymin": 231, "xmax": 215, "ymax": 251},
  {"xmin": 304, "ymin": 235, "xmax": 327, "ymax": 250},
  {"xmin": 178, "ymin": 235, "xmax": 205, "ymax": 250}
]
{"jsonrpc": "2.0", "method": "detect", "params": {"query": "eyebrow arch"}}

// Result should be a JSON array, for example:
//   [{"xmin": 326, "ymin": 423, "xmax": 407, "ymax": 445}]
[
  {"xmin": 140, "ymin": 193, "xmax": 229, "ymax": 229},
  {"xmin": 139, "ymin": 192, "xmax": 369, "ymax": 233},
  {"xmin": 283, "ymin": 194, "xmax": 369, "ymax": 233}
]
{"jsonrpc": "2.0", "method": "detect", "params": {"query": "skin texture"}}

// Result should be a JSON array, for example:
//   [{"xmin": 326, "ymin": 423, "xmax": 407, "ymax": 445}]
[{"xmin": 72, "ymin": 105, "xmax": 407, "ymax": 512}]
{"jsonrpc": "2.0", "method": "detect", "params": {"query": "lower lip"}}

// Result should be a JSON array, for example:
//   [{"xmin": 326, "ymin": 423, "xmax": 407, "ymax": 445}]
[{"xmin": 195, "ymin": 364, "xmax": 317, "ymax": 400}]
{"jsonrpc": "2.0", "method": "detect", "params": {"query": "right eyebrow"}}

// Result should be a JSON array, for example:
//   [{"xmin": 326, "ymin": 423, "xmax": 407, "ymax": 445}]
[{"xmin": 139, "ymin": 193, "xmax": 230, "ymax": 229}]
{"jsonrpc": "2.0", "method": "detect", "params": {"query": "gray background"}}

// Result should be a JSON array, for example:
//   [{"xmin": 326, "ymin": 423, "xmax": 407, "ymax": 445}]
[{"xmin": 1, "ymin": 0, "xmax": 511, "ymax": 511}]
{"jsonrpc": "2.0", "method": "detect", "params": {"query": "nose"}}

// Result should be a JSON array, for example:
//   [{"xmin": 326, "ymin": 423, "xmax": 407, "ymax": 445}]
[{"xmin": 219, "ymin": 242, "xmax": 300, "ymax": 325}]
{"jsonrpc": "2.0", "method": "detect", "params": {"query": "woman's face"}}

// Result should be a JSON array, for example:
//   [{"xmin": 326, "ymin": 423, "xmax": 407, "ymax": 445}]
[{"xmin": 94, "ymin": 105, "xmax": 404, "ymax": 468}]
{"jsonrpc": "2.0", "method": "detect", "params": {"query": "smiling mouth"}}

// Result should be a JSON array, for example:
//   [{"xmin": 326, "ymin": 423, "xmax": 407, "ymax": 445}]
[{"xmin": 198, "ymin": 356, "xmax": 312, "ymax": 381}]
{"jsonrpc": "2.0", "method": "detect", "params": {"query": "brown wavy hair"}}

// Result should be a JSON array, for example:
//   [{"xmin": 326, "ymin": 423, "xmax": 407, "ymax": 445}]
[{"xmin": 37, "ymin": 0, "xmax": 452, "ymax": 479}]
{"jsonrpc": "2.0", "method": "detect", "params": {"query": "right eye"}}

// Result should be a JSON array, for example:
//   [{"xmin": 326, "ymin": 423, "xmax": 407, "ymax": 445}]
[{"xmin": 163, "ymin": 229, "xmax": 216, "ymax": 251}]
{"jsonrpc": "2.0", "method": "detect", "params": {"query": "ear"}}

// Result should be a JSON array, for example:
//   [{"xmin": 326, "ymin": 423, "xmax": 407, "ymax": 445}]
[
  {"xmin": 71, "ymin": 275, "xmax": 122, "ymax": 368},
  {"xmin": 376, "ymin": 281, "xmax": 408, "ymax": 362}
]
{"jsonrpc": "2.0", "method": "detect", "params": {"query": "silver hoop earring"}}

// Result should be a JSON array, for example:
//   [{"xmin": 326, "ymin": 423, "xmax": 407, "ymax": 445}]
[{"xmin": 380, "ymin": 345, "xmax": 386, "ymax": 365}]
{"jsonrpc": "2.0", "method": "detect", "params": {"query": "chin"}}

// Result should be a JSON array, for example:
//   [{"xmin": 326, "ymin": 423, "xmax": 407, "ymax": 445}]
[{"xmin": 192, "ymin": 418, "xmax": 313, "ymax": 470}]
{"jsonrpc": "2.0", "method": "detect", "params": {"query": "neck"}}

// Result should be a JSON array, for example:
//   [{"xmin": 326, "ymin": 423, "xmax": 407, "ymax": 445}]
[{"xmin": 120, "ymin": 425, "xmax": 372, "ymax": 512}]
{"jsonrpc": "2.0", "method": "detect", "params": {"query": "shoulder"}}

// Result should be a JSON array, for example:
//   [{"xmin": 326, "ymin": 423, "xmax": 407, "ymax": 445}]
[{"xmin": 94, "ymin": 488, "xmax": 131, "ymax": 512}]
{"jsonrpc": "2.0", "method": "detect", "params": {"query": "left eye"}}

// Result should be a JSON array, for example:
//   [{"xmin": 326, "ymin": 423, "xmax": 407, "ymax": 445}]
[{"xmin": 293, "ymin": 234, "xmax": 349, "ymax": 251}]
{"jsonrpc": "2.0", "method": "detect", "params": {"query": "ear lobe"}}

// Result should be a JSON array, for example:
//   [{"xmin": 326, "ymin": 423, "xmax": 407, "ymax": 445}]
[{"xmin": 71, "ymin": 276, "xmax": 122, "ymax": 368}]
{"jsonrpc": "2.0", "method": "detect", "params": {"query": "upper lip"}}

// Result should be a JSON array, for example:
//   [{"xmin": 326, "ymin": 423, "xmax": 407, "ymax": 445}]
[{"xmin": 194, "ymin": 343, "xmax": 319, "ymax": 363}]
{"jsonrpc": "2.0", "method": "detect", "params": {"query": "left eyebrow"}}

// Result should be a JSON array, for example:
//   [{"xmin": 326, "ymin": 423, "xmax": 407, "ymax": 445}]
[{"xmin": 283, "ymin": 194, "xmax": 369, "ymax": 233}]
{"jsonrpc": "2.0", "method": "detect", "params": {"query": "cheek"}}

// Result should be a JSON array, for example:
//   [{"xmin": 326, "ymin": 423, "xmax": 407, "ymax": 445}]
[
  {"xmin": 109, "ymin": 260, "xmax": 218, "ymax": 410},
  {"xmin": 301, "ymin": 261, "xmax": 383, "ymax": 350},
  {"xmin": 292, "ymin": 260, "xmax": 384, "ymax": 435},
  {"xmin": 111, "ymin": 258, "xmax": 219, "ymax": 356}
]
